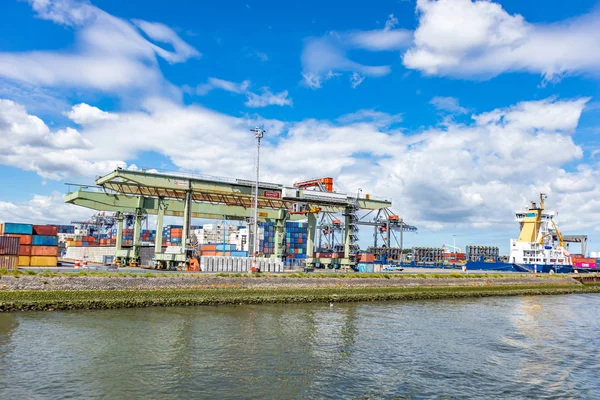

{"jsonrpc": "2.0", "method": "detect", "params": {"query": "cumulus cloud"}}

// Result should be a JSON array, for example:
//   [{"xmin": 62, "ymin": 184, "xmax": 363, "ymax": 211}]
[
  {"xmin": 196, "ymin": 77, "xmax": 292, "ymax": 108},
  {"xmin": 403, "ymin": 0, "xmax": 600, "ymax": 82},
  {"xmin": 1, "ymin": 96, "xmax": 598, "ymax": 237},
  {"xmin": 0, "ymin": 0, "xmax": 199, "ymax": 96},
  {"xmin": 64, "ymin": 103, "xmax": 119, "ymax": 124},
  {"xmin": 0, "ymin": 99, "xmax": 123, "ymax": 179},
  {"xmin": 0, "ymin": 192, "xmax": 92, "ymax": 225}
]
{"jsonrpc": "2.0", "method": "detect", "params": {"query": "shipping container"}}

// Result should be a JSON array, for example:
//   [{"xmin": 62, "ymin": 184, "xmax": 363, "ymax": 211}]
[
  {"xmin": 31, "ymin": 235, "xmax": 59, "ymax": 246},
  {"xmin": 19, "ymin": 245, "xmax": 31, "ymax": 256},
  {"xmin": 0, "ymin": 255, "xmax": 18, "ymax": 269},
  {"xmin": 0, "ymin": 236, "xmax": 20, "ymax": 255},
  {"xmin": 4, "ymin": 234, "xmax": 32, "ymax": 245},
  {"xmin": 31, "ymin": 246, "xmax": 59, "ymax": 256},
  {"xmin": 30, "ymin": 256, "xmax": 58, "ymax": 267},
  {"xmin": 32, "ymin": 225, "xmax": 58, "ymax": 236},
  {"xmin": 18, "ymin": 256, "xmax": 30, "ymax": 266},
  {"xmin": 1, "ymin": 223, "xmax": 33, "ymax": 235}
]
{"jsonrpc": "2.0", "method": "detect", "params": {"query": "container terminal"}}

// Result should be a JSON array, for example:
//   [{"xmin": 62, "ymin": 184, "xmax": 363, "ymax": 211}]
[{"xmin": 0, "ymin": 169, "xmax": 596, "ymax": 274}]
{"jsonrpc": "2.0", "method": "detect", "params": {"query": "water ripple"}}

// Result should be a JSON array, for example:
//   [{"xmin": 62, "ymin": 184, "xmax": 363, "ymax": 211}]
[{"xmin": 0, "ymin": 295, "xmax": 599, "ymax": 399}]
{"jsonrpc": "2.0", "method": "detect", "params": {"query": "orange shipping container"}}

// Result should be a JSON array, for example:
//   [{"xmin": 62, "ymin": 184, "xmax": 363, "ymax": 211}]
[
  {"xmin": 202, "ymin": 244, "xmax": 217, "ymax": 251},
  {"xmin": 202, "ymin": 251, "xmax": 218, "ymax": 256},
  {"xmin": 19, "ymin": 245, "xmax": 31, "ymax": 256},
  {"xmin": 31, "ymin": 246, "xmax": 59, "ymax": 256},
  {"xmin": 5, "ymin": 234, "xmax": 32, "ymax": 245}
]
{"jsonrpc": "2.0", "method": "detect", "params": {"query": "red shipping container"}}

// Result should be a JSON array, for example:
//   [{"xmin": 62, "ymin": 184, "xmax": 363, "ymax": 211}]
[
  {"xmin": 0, "ymin": 236, "xmax": 20, "ymax": 255},
  {"xmin": 19, "ymin": 245, "xmax": 31, "ymax": 256},
  {"xmin": 32, "ymin": 225, "xmax": 58, "ymax": 236},
  {"xmin": 31, "ymin": 246, "xmax": 59, "ymax": 256},
  {"xmin": 5, "ymin": 234, "xmax": 32, "ymax": 245}
]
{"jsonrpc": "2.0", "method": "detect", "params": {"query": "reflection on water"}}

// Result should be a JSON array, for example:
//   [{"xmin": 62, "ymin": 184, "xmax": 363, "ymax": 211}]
[{"xmin": 0, "ymin": 295, "xmax": 599, "ymax": 399}]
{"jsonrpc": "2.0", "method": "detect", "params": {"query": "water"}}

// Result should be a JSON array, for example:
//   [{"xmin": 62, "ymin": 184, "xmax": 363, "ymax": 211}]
[{"xmin": 1, "ymin": 295, "xmax": 599, "ymax": 399}]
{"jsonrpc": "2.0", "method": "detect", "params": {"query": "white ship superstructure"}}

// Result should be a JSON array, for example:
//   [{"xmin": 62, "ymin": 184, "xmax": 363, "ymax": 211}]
[{"xmin": 509, "ymin": 194, "xmax": 571, "ymax": 268}]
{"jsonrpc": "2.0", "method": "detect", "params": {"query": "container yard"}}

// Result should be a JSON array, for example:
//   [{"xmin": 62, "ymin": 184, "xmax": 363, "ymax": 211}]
[
  {"xmin": 0, "ymin": 172, "xmax": 595, "ymax": 275},
  {"xmin": 0, "ymin": 223, "xmax": 60, "ymax": 268}
]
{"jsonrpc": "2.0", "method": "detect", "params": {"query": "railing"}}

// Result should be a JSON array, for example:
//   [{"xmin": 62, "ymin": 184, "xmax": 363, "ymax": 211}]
[
  {"xmin": 200, "ymin": 256, "xmax": 283, "ymax": 273},
  {"xmin": 65, "ymin": 183, "xmax": 117, "ymax": 195}
]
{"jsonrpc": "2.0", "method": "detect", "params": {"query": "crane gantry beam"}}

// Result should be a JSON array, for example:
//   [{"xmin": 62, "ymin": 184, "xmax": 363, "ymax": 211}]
[{"xmin": 66, "ymin": 169, "xmax": 394, "ymax": 269}]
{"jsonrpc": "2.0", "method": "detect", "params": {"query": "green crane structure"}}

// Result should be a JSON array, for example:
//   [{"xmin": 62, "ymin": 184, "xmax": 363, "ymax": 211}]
[{"xmin": 65, "ymin": 169, "xmax": 392, "ymax": 269}]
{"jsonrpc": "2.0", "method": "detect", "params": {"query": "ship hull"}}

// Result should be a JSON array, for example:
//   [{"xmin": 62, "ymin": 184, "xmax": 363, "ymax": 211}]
[{"xmin": 399, "ymin": 261, "xmax": 596, "ymax": 273}]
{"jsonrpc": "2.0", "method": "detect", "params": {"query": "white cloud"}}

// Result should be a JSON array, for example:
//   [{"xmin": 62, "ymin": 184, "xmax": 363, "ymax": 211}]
[
  {"xmin": 403, "ymin": 0, "xmax": 600, "ymax": 81},
  {"xmin": 0, "ymin": 192, "xmax": 92, "ymax": 225},
  {"xmin": 197, "ymin": 78, "xmax": 292, "ymax": 108},
  {"xmin": 301, "ymin": 32, "xmax": 392, "ymax": 88},
  {"xmin": 0, "ymin": 99, "xmax": 123, "ymax": 179},
  {"xmin": 350, "ymin": 14, "xmax": 412, "ymax": 51},
  {"xmin": 1, "ymin": 95, "xmax": 599, "ymax": 238},
  {"xmin": 350, "ymin": 72, "xmax": 365, "ymax": 88},
  {"xmin": 430, "ymin": 96, "xmax": 468, "ymax": 114},
  {"xmin": 337, "ymin": 109, "xmax": 403, "ymax": 127},
  {"xmin": 196, "ymin": 78, "xmax": 251, "ymax": 95},
  {"xmin": 0, "ymin": 0, "xmax": 199, "ymax": 96},
  {"xmin": 385, "ymin": 13, "xmax": 398, "ymax": 30},
  {"xmin": 64, "ymin": 103, "xmax": 119, "ymax": 124},
  {"xmin": 132, "ymin": 19, "xmax": 200, "ymax": 63},
  {"xmin": 245, "ymin": 89, "xmax": 292, "ymax": 108}
]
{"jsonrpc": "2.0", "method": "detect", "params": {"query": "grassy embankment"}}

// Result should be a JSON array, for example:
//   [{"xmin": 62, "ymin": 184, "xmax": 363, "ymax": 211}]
[
  {"xmin": 0, "ymin": 268, "xmax": 585, "ymax": 279},
  {"xmin": 1, "ymin": 269, "xmax": 599, "ymax": 311}
]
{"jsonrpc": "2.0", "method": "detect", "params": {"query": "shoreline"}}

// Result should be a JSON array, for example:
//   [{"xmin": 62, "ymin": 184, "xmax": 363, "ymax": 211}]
[{"xmin": 1, "ymin": 272, "xmax": 599, "ymax": 311}]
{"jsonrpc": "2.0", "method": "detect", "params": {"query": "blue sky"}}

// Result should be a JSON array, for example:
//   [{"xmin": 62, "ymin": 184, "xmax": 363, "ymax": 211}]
[{"xmin": 1, "ymin": 0, "xmax": 600, "ymax": 253}]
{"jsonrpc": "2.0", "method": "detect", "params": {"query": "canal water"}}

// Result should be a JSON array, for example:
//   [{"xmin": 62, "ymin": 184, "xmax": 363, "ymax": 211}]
[{"xmin": 1, "ymin": 294, "xmax": 599, "ymax": 399}]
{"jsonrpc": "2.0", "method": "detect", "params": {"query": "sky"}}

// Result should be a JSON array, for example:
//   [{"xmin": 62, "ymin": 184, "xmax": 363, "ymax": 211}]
[{"xmin": 1, "ymin": 0, "xmax": 600, "ymax": 253}]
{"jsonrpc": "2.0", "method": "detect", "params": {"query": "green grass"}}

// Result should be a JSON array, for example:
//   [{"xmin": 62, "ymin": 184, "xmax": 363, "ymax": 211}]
[
  {"xmin": 2, "ymin": 268, "xmax": 596, "ymax": 280},
  {"xmin": 1, "ymin": 283, "xmax": 599, "ymax": 312}
]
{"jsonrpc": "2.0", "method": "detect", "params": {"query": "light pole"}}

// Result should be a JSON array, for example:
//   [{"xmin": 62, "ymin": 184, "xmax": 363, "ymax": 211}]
[{"xmin": 250, "ymin": 126, "xmax": 265, "ymax": 272}]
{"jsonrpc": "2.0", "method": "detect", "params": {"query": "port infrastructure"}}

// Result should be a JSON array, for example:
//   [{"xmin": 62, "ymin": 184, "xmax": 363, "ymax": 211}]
[{"xmin": 65, "ymin": 168, "xmax": 398, "ymax": 269}]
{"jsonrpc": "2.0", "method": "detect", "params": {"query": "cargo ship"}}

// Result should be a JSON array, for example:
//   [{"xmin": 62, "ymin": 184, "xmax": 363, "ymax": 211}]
[{"xmin": 396, "ymin": 194, "xmax": 597, "ymax": 273}]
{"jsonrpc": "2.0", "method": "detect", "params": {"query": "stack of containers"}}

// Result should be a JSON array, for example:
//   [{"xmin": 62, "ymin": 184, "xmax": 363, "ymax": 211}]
[
  {"xmin": 121, "ymin": 228, "xmax": 134, "ymax": 246},
  {"xmin": 170, "ymin": 227, "xmax": 183, "ymax": 246},
  {"xmin": 285, "ymin": 222, "xmax": 308, "ymax": 259},
  {"xmin": 57, "ymin": 225, "xmax": 75, "ymax": 235},
  {"xmin": 80, "ymin": 235, "xmax": 97, "ymax": 247},
  {"xmin": 258, "ymin": 221, "xmax": 275, "ymax": 255},
  {"xmin": 1, "ymin": 222, "xmax": 33, "ymax": 266},
  {"xmin": 31, "ymin": 225, "xmax": 59, "ymax": 267},
  {"xmin": 140, "ymin": 229, "xmax": 156, "ymax": 244},
  {"xmin": 0, "ymin": 235, "xmax": 21, "ymax": 269}
]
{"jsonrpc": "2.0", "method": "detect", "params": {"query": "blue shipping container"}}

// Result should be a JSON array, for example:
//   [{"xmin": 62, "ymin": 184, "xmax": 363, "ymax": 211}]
[
  {"xmin": 2, "ymin": 223, "xmax": 33, "ymax": 235},
  {"xmin": 32, "ymin": 235, "xmax": 58, "ymax": 246},
  {"xmin": 216, "ymin": 244, "xmax": 236, "ymax": 251}
]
